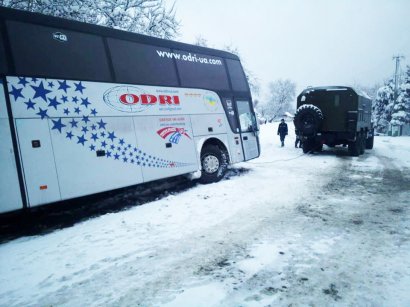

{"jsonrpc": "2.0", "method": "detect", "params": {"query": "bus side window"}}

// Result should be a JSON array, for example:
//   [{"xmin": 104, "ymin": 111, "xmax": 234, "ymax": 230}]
[
  {"xmin": 176, "ymin": 51, "xmax": 229, "ymax": 91},
  {"xmin": 6, "ymin": 21, "xmax": 111, "ymax": 81},
  {"xmin": 0, "ymin": 25, "xmax": 7, "ymax": 74},
  {"xmin": 107, "ymin": 39, "xmax": 179, "ymax": 86}
]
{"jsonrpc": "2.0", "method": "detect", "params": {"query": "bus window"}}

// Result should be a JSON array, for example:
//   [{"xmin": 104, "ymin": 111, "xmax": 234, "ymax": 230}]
[
  {"xmin": 226, "ymin": 59, "xmax": 248, "ymax": 92},
  {"xmin": 175, "ymin": 50, "xmax": 229, "ymax": 91},
  {"xmin": 237, "ymin": 100, "xmax": 256, "ymax": 132},
  {"xmin": 6, "ymin": 21, "xmax": 112, "ymax": 81},
  {"xmin": 0, "ymin": 26, "xmax": 7, "ymax": 74},
  {"xmin": 107, "ymin": 38, "xmax": 178, "ymax": 86}
]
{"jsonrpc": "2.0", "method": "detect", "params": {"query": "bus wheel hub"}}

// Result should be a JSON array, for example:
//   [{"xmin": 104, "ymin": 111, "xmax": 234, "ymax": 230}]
[{"xmin": 203, "ymin": 155, "xmax": 219, "ymax": 173}]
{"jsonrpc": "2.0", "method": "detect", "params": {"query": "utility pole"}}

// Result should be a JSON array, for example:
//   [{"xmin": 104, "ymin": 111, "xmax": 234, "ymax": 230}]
[
  {"xmin": 391, "ymin": 55, "xmax": 405, "ymax": 136},
  {"xmin": 392, "ymin": 55, "xmax": 405, "ymax": 103}
]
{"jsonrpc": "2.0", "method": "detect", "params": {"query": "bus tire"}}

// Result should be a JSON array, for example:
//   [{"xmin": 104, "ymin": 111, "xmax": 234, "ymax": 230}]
[{"xmin": 199, "ymin": 145, "xmax": 228, "ymax": 184}]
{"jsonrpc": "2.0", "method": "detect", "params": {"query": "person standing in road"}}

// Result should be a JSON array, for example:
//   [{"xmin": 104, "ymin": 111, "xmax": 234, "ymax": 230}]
[{"xmin": 277, "ymin": 119, "xmax": 288, "ymax": 147}]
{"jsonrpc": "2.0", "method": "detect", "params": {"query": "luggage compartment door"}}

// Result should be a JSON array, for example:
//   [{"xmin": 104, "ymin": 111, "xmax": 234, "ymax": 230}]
[
  {"xmin": 15, "ymin": 119, "xmax": 61, "ymax": 207},
  {"xmin": 0, "ymin": 83, "xmax": 23, "ymax": 213}
]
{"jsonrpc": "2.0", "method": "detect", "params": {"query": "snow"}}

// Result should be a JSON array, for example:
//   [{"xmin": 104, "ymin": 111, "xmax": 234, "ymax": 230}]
[{"xmin": 1, "ymin": 122, "xmax": 410, "ymax": 306}]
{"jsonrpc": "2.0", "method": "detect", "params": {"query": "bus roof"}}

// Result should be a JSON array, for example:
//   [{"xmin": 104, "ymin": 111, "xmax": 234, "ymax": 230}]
[{"xmin": 0, "ymin": 6, "xmax": 240, "ymax": 61}]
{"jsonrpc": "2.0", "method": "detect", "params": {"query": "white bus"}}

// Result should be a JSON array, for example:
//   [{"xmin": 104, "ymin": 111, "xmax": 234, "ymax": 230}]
[{"xmin": 0, "ymin": 7, "xmax": 260, "ymax": 213}]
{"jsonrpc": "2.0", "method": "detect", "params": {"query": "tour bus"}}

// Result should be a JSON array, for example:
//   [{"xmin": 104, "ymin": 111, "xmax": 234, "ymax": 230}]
[{"xmin": 0, "ymin": 7, "xmax": 260, "ymax": 213}]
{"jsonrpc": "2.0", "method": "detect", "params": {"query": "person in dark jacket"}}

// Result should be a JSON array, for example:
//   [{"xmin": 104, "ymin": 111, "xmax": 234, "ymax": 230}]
[{"xmin": 277, "ymin": 119, "xmax": 288, "ymax": 147}]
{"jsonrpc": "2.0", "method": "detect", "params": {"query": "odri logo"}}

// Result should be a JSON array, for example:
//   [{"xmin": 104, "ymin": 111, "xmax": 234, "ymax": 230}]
[
  {"xmin": 203, "ymin": 92, "xmax": 219, "ymax": 111},
  {"xmin": 103, "ymin": 86, "xmax": 180, "ymax": 113}
]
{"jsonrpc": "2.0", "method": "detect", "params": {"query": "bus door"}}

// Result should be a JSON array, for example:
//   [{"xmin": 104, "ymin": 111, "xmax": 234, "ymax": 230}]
[{"xmin": 236, "ymin": 100, "xmax": 259, "ymax": 160}]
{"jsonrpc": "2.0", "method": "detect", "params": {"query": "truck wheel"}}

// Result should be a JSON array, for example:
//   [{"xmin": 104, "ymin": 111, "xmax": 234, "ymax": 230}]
[
  {"xmin": 366, "ymin": 135, "xmax": 374, "ymax": 149},
  {"xmin": 348, "ymin": 134, "xmax": 360, "ymax": 157},
  {"xmin": 359, "ymin": 133, "xmax": 365, "ymax": 155},
  {"xmin": 294, "ymin": 104, "xmax": 323, "ymax": 136},
  {"xmin": 199, "ymin": 145, "xmax": 228, "ymax": 184},
  {"xmin": 302, "ymin": 139, "xmax": 313, "ymax": 153}
]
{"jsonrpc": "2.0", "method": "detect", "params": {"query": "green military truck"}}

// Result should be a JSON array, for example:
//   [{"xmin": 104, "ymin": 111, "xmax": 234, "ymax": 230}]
[{"xmin": 294, "ymin": 86, "xmax": 374, "ymax": 156}]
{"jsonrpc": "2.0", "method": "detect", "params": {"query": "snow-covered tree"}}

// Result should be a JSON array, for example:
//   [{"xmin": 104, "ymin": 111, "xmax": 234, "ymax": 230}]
[
  {"xmin": 259, "ymin": 79, "xmax": 296, "ymax": 121},
  {"xmin": 392, "ymin": 65, "xmax": 410, "ymax": 126},
  {"xmin": 1, "ymin": 0, "xmax": 179, "ymax": 39},
  {"xmin": 372, "ymin": 80, "xmax": 394, "ymax": 133}
]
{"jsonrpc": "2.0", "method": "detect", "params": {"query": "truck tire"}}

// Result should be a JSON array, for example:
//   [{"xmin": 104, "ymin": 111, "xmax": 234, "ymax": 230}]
[
  {"xmin": 348, "ymin": 134, "xmax": 360, "ymax": 157},
  {"xmin": 366, "ymin": 135, "xmax": 374, "ymax": 149},
  {"xmin": 359, "ymin": 132, "xmax": 365, "ymax": 155},
  {"xmin": 302, "ymin": 138, "xmax": 313, "ymax": 153},
  {"xmin": 199, "ymin": 145, "xmax": 228, "ymax": 184},
  {"xmin": 294, "ymin": 104, "xmax": 323, "ymax": 136}
]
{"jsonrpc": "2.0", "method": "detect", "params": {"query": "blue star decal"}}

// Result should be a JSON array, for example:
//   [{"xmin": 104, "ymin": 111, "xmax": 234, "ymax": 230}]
[
  {"xmin": 101, "ymin": 140, "xmax": 107, "ymax": 148},
  {"xmin": 58, "ymin": 80, "xmax": 71, "ymax": 93},
  {"xmin": 74, "ymin": 81, "xmax": 85, "ymax": 94},
  {"xmin": 74, "ymin": 107, "xmax": 81, "ymax": 114},
  {"xmin": 110, "ymin": 145, "xmax": 115, "ymax": 150},
  {"xmin": 31, "ymin": 81, "xmax": 51, "ymax": 102},
  {"xmin": 107, "ymin": 131, "xmax": 116, "ymax": 142},
  {"xmin": 81, "ymin": 98, "xmax": 91, "ymax": 108},
  {"xmin": 114, "ymin": 153, "xmax": 120, "ymax": 160},
  {"xmin": 106, "ymin": 151, "xmax": 112, "ymax": 158},
  {"xmin": 69, "ymin": 119, "xmax": 78, "ymax": 128},
  {"xmin": 77, "ymin": 134, "xmax": 87, "ymax": 146},
  {"xmin": 81, "ymin": 126, "xmax": 89, "ymax": 133},
  {"xmin": 36, "ymin": 108, "xmax": 48, "ymax": 119},
  {"xmin": 24, "ymin": 99, "xmax": 36, "ymax": 110},
  {"xmin": 18, "ymin": 77, "xmax": 29, "ymax": 87},
  {"xmin": 100, "ymin": 131, "xmax": 106, "ymax": 137},
  {"xmin": 123, "ymin": 157, "xmax": 128, "ymax": 163},
  {"xmin": 66, "ymin": 131, "xmax": 74, "ymax": 139},
  {"xmin": 72, "ymin": 96, "xmax": 78, "ymax": 103},
  {"xmin": 91, "ymin": 133, "xmax": 99, "ymax": 141},
  {"xmin": 61, "ymin": 95, "xmax": 68, "ymax": 103},
  {"xmin": 82, "ymin": 115, "xmax": 90, "ymax": 123},
  {"xmin": 64, "ymin": 108, "xmax": 70, "ymax": 115},
  {"xmin": 48, "ymin": 97, "xmax": 61, "ymax": 110},
  {"xmin": 89, "ymin": 144, "xmax": 96, "ymax": 151},
  {"xmin": 97, "ymin": 119, "xmax": 106, "ymax": 130},
  {"xmin": 51, "ymin": 118, "xmax": 66, "ymax": 133},
  {"xmin": 48, "ymin": 81, "xmax": 54, "ymax": 88},
  {"xmin": 31, "ymin": 78, "xmax": 38, "ymax": 83},
  {"xmin": 10, "ymin": 85, "xmax": 24, "ymax": 101},
  {"xmin": 91, "ymin": 109, "xmax": 98, "ymax": 116},
  {"xmin": 91, "ymin": 124, "xmax": 97, "ymax": 130},
  {"xmin": 119, "ymin": 139, "xmax": 125, "ymax": 145}
]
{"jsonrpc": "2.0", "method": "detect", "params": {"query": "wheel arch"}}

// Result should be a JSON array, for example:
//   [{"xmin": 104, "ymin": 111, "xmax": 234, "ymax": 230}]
[{"xmin": 198, "ymin": 136, "xmax": 230, "ymax": 164}]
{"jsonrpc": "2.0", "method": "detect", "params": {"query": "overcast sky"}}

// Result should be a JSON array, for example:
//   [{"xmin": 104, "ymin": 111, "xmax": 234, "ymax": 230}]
[{"xmin": 172, "ymin": 0, "xmax": 410, "ymax": 98}]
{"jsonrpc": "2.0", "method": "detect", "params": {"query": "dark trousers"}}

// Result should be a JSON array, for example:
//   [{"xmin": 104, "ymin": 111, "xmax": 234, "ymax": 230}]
[
  {"xmin": 295, "ymin": 137, "xmax": 302, "ymax": 148},
  {"xmin": 279, "ymin": 134, "xmax": 286, "ymax": 146}
]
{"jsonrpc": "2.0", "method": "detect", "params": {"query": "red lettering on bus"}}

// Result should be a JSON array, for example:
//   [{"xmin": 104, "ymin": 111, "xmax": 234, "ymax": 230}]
[
  {"xmin": 119, "ymin": 94, "xmax": 139, "ymax": 105},
  {"xmin": 159, "ymin": 95, "xmax": 180, "ymax": 105},
  {"xmin": 141, "ymin": 94, "xmax": 157, "ymax": 105}
]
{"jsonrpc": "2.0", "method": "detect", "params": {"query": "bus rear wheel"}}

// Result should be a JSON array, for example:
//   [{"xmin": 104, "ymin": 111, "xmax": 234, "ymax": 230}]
[{"xmin": 199, "ymin": 145, "xmax": 228, "ymax": 184}]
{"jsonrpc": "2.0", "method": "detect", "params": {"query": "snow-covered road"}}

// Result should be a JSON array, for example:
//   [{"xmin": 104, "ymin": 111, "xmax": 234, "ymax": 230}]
[{"xmin": 1, "ymin": 123, "xmax": 409, "ymax": 306}]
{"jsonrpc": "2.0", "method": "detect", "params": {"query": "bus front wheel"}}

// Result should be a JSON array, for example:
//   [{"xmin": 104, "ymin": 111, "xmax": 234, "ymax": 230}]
[{"xmin": 199, "ymin": 145, "xmax": 228, "ymax": 184}]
